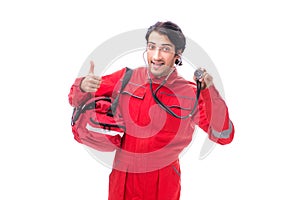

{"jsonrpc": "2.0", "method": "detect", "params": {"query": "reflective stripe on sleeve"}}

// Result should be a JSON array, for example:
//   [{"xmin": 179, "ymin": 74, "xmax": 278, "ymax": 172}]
[{"xmin": 211, "ymin": 121, "xmax": 233, "ymax": 139}]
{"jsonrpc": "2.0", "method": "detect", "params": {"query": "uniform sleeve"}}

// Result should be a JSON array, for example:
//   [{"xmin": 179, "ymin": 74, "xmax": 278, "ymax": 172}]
[
  {"xmin": 194, "ymin": 85, "xmax": 234, "ymax": 145},
  {"xmin": 68, "ymin": 68, "xmax": 127, "ymax": 107},
  {"xmin": 68, "ymin": 77, "xmax": 92, "ymax": 107}
]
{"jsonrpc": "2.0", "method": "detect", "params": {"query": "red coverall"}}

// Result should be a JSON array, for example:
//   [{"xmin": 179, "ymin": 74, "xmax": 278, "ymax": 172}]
[{"xmin": 68, "ymin": 67, "xmax": 234, "ymax": 200}]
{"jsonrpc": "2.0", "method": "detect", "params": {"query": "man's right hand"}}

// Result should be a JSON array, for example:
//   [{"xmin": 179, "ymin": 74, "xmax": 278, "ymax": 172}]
[{"xmin": 80, "ymin": 61, "xmax": 101, "ymax": 92}]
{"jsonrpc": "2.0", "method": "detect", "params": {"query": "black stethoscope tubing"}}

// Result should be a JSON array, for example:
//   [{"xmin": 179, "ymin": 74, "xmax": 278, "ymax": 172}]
[
  {"xmin": 143, "ymin": 50, "xmax": 201, "ymax": 119},
  {"xmin": 148, "ymin": 75, "xmax": 201, "ymax": 119}
]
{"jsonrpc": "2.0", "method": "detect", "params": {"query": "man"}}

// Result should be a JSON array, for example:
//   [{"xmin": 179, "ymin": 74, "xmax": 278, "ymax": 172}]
[{"xmin": 69, "ymin": 21, "xmax": 234, "ymax": 200}]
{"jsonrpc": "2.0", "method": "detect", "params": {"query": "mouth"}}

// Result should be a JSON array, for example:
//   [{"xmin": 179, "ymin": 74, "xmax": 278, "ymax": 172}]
[{"xmin": 151, "ymin": 61, "xmax": 165, "ymax": 70}]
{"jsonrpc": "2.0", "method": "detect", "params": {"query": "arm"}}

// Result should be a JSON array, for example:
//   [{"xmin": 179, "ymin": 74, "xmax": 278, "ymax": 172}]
[
  {"xmin": 199, "ymin": 85, "xmax": 234, "ymax": 145},
  {"xmin": 193, "ymin": 69, "xmax": 234, "ymax": 145}
]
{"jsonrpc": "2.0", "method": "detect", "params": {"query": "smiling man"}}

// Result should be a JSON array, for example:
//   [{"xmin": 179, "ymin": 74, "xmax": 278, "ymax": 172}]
[{"xmin": 69, "ymin": 21, "xmax": 235, "ymax": 200}]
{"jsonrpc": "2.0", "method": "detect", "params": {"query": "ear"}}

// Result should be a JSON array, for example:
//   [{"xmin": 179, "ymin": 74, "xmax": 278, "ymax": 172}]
[
  {"xmin": 174, "ymin": 53, "xmax": 181, "ymax": 59},
  {"xmin": 175, "ymin": 56, "xmax": 182, "ymax": 66},
  {"xmin": 175, "ymin": 49, "xmax": 182, "ymax": 58},
  {"xmin": 174, "ymin": 50, "xmax": 183, "ymax": 66}
]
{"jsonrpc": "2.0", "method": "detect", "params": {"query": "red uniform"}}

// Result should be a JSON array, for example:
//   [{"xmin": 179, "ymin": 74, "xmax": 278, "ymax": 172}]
[{"xmin": 69, "ymin": 67, "xmax": 234, "ymax": 200}]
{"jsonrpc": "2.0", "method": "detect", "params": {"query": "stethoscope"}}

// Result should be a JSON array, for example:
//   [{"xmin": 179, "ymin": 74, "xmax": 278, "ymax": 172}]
[{"xmin": 143, "ymin": 50, "xmax": 202, "ymax": 119}]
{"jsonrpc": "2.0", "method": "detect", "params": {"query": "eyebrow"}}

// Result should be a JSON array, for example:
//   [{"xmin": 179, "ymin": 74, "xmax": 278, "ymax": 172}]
[{"xmin": 147, "ymin": 41, "xmax": 173, "ymax": 47}]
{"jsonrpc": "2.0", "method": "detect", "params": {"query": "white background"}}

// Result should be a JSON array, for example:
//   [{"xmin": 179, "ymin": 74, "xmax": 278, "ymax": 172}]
[{"xmin": 1, "ymin": 0, "xmax": 299, "ymax": 199}]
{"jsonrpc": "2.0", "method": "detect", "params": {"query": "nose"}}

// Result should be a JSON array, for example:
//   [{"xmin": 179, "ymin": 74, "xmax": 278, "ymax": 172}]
[{"xmin": 152, "ymin": 48, "xmax": 162, "ymax": 60}]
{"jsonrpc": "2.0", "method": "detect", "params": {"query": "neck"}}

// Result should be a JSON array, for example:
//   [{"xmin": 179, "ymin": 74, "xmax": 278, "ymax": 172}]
[{"xmin": 147, "ymin": 67, "xmax": 175, "ymax": 82}]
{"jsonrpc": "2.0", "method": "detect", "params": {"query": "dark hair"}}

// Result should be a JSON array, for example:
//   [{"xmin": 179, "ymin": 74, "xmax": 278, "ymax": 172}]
[{"xmin": 145, "ymin": 21, "xmax": 186, "ymax": 55}]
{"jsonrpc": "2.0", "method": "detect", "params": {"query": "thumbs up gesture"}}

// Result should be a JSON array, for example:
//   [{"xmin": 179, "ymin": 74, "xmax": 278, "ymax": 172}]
[{"xmin": 80, "ymin": 61, "xmax": 102, "ymax": 92}]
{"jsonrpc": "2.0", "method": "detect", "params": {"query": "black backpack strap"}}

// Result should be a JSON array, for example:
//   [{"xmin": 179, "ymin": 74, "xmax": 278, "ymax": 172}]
[
  {"xmin": 110, "ymin": 67, "xmax": 133, "ymax": 115},
  {"xmin": 71, "ymin": 96, "xmax": 111, "ymax": 126},
  {"xmin": 71, "ymin": 68, "xmax": 133, "ymax": 126}
]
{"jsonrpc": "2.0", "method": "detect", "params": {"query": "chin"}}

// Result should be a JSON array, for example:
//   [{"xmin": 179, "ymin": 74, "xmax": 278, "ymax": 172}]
[
  {"xmin": 150, "ymin": 68, "xmax": 162, "ymax": 77},
  {"xmin": 149, "ymin": 63, "xmax": 172, "ymax": 78}
]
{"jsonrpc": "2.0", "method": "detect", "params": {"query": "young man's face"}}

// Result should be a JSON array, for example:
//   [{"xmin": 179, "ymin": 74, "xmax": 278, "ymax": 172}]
[{"xmin": 147, "ymin": 31, "xmax": 180, "ymax": 77}]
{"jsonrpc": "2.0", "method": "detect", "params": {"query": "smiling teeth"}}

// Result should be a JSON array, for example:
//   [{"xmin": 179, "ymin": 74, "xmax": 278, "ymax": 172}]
[{"xmin": 152, "ymin": 62, "xmax": 164, "ymax": 66}]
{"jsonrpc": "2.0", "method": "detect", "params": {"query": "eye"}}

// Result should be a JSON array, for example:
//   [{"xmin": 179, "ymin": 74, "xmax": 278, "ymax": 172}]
[
  {"xmin": 161, "ymin": 46, "xmax": 171, "ymax": 53},
  {"xmin": 147, "ymin": 44, "xmax": 156, "ymax": 50}
]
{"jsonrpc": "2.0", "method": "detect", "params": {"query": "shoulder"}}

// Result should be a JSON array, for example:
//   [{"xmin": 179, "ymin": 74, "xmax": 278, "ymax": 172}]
[
  {"xmin": 132, "ymin": 66, "xmax": 147, "ymax": 73},
  {"xmin": 102, "ymin": 67, "xmax": 128, "ymax": 79},
  {"xmin": 173, "ymin": 73, "xmax": 197, "ymax": 89},
  {"xmin": 128, "ymin": 66, "xmax": 148, "ymax": 83}
]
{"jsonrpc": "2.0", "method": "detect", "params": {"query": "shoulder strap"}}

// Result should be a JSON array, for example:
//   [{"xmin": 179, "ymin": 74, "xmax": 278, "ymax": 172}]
[
  {"xmin": 110, "ymin": 67, "xmax": 133, "ymax": 115},
  {"xmin": 71, "ymin": 68, "xmax": 133, "ymax": 125}
]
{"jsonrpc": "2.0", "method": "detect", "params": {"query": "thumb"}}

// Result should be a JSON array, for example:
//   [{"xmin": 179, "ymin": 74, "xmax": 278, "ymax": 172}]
[{"xmin": 88, "ymin": 60, "xmax": 95, "ymax": 74}]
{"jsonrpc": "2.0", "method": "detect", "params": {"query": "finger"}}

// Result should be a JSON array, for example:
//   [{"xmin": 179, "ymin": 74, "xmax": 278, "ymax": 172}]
[
  {"xmin": 199, "ymin": 67, "xmax": 207, "ymax": 72},
  {"xmin": 203, "ymin": 72, "xmax": 212, "ymax": 82},
  {"xmin": 81, "ymin": 77, "xmax": 100, "ymax": 92},
  {"xmin": 87, "ymin": 84, "xmax": 99, "ymax": 91},
  {"xmin": 204, "ymin": 73, "xmax": 213, "ymax": 88},
  {"xmin": 89, "ymin": 60, "xmax": 95, "ymax": 74},
  {"xmin": 88, "ymin": 77, "xmax": 101, "ymax": 85},
  {"xmin": 83, "ymin": 82, "xmax": 99, "ymax": 93},
  {"xmin": 199, "ymin": 72, "xmax": 207, "ymax": 82}
]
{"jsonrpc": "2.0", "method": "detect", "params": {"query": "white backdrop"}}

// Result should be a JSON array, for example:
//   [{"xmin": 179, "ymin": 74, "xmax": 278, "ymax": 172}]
[{"xmin": 1, "ymin": 0, "xmax": 299, "ymax": 199}]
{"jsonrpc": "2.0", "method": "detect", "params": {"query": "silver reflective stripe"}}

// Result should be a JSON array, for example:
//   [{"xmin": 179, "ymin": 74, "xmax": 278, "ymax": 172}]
[
  {"xmin": 211, "ymin": 121, "xmax": 233, "ymax": 139},
  {"xmin": 86, "ymin": 123, "xmax": 124, "ymax": 137},
  {"xmin": 172, "ymin": 165, "xmax": 181, "ymax": 177}
]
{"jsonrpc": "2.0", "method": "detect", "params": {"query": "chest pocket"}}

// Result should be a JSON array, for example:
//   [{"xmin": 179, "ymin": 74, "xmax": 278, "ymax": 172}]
[
  {"xmin": 119, "ymin": 82, "xmax": 147, "ymax": 123},
  {"xmin": 122, "ymin": 82, "xmax": 146, "ymax": 99}
]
